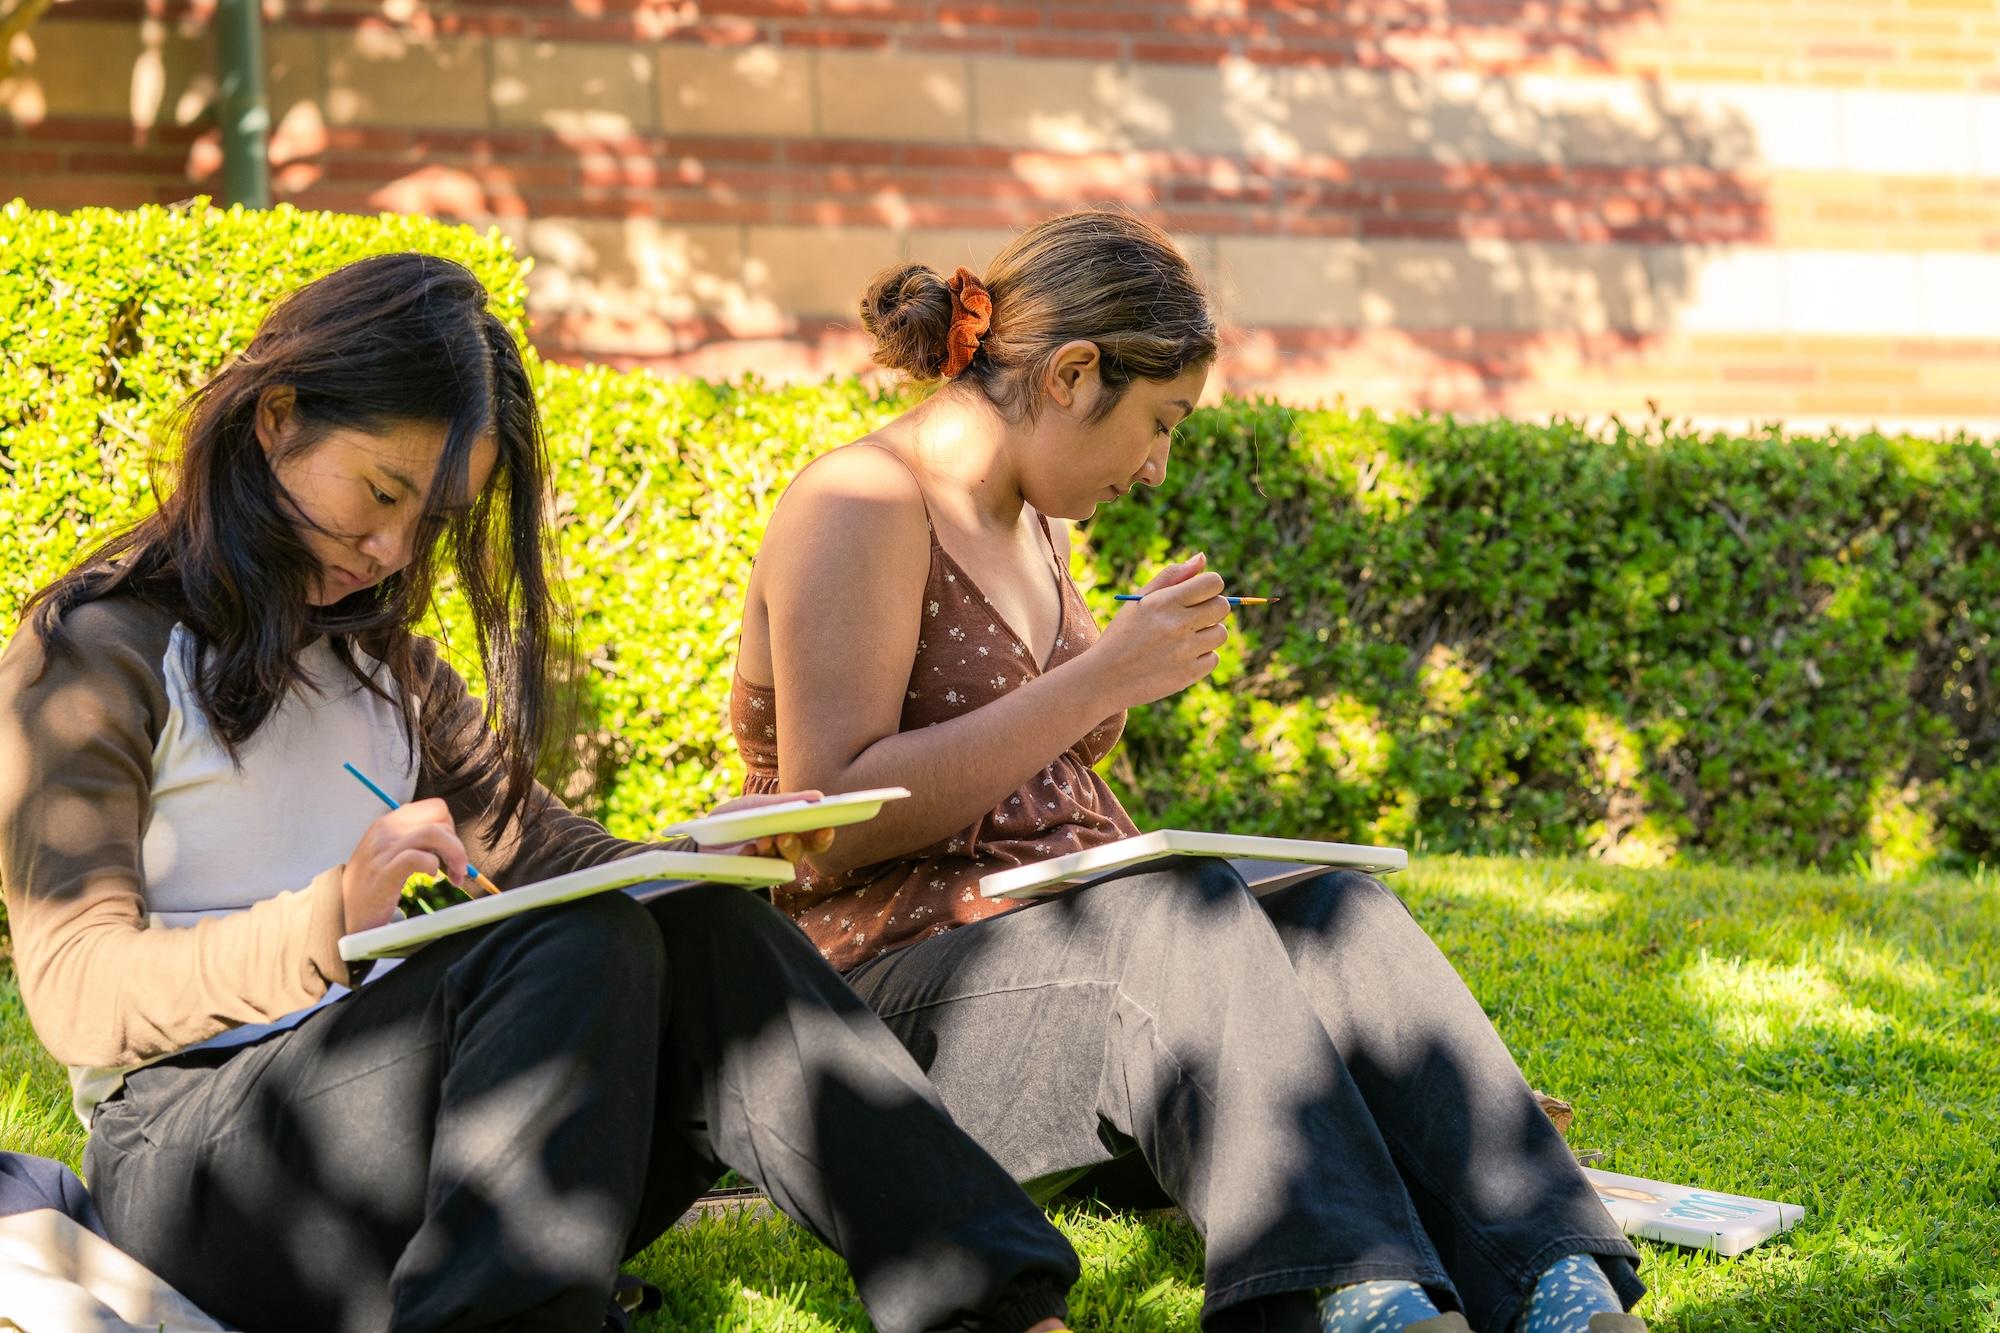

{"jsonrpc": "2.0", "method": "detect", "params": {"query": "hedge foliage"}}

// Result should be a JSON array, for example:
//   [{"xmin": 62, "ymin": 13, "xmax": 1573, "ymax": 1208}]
[
  {"xmin": 3, "ymin": 201, "xmax": 1994, "ymax": 919},
  {"xmin": 1083, "ymin": 405, "xmax": 1998, "ymax": 873}
]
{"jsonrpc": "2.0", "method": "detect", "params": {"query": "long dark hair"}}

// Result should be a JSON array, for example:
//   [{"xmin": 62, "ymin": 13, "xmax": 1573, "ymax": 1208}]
[{"xmin": 26, "ymin": 252, "xmax": 563, "ymax": 833}]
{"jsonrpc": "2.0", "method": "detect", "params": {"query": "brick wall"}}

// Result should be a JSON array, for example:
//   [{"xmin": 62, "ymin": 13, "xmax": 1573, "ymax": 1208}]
[{"xmin": 7, "ymin": 0, "xmax": 2000, "ymax": 431}]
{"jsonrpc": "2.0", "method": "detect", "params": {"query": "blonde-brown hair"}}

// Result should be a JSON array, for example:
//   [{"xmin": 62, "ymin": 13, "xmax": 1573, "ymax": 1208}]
[{"xmin": 860, "ymin": 210, "xmax": 1216, "ymax": 422}]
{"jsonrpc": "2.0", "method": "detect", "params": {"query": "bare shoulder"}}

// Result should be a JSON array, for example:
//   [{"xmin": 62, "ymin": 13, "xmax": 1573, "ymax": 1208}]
[
  {"xmin": 762, "ymin": 442, "xmax": 930, "ymax": 573},
  {"xmin": 783, "ymin": 440, "xmax": 926, "ymax": 514}
]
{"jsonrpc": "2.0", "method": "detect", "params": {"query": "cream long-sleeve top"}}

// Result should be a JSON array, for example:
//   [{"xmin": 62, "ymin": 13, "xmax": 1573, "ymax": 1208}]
[{"xmin": 0, "ymin": 594, "xmax": 686, "ymax": 1123}]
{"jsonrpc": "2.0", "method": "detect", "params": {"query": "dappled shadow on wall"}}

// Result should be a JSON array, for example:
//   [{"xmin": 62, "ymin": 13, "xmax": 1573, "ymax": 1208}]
[{"xmin": 0, "ymin": 0, "xmax": 1769, "ymax": 406}]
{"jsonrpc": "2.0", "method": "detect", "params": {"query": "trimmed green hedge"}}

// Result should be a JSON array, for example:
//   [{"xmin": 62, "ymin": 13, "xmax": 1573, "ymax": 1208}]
[
  {"xmin": 1082, "ymin": 405, "xmax": 1998, "ymax": 872},
  {"xmin": 3, "ymin": 201, "xmax": 1994, "ymax": 929}
]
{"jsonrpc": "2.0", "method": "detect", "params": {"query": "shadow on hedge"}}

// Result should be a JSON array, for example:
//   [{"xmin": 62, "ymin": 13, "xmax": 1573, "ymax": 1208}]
[{"xmin": 1077, "ymin": 404, "xmax": 1998, "ymax": 874}]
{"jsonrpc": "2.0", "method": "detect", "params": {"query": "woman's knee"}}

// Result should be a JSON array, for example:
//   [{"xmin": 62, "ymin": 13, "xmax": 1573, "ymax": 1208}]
[
  {"xmin": 648, "ymin": 882, "xmax": 822, "ymax": 977},
  {"xmin": 509, "ymin": 888, "xmax": 665, "ymax": 981},
  {"xmin": 1265, "ymin": 868, "xmax": 1419, "ymax": 937},
  {"xmin": 646, "ymin": 879, "xmax": 790, "ymax": 937},
  {"xmin": 1097, "ymin": 857, "xmax": 1268, "ymax": 962}
]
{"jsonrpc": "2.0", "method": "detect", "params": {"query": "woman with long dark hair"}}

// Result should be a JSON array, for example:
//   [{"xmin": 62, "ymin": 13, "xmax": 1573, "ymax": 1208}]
[
  {"xmin": 0, "ymin": 253, "xmax": 1078, "ymax": 1333},
  {"xmin": 728, "ymin": 211, "xmax": 1648, "ymax": 1333}
]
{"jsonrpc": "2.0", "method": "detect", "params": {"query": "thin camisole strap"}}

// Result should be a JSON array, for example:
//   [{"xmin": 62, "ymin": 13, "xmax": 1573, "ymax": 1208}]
[
  {"xmin": 1032, "ymin": 511, "xmax": 1069, "ymax": 586},
  {"xmin": 853, "ymin": 441, "xmax": 939, "ymax": 545},
  {"xmin": 854, "ymin": 441, "xmax": 1063, "ymax": 584}
]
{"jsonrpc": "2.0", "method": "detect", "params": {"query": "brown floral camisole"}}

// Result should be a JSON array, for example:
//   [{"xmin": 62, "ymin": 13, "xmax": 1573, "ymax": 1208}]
[{"xmin": 731, "ymin": 487, "xmax": 1138, "ymax": 972}]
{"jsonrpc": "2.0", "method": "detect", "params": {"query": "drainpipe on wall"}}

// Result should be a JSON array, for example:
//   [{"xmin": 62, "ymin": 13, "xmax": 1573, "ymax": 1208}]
[{"xmin": 215, "ymin": 0, "xmax": 271, "ymax": 208}]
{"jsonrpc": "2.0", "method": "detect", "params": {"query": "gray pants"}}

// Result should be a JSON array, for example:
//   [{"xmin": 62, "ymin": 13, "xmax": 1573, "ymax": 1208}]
[
  {"xmin": 85, "ymin": 886, "xmax": 1078, "ymax": 1333},
  {"xmin": 842, "ymin": 861, "xmax": 1643, "ymax": 1333}
]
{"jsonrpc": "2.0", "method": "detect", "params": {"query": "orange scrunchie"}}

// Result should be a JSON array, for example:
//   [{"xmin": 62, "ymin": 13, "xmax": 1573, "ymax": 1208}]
[{"xmin": 942, "ymin": 267, "xmax": 992, "ymax": 378}]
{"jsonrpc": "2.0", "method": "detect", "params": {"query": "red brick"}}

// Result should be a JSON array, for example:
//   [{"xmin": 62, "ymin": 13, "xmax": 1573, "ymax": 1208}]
[
  {"xmin": 784, "ymin": 198, "xmax": 1027, "ymax": 227},
  {"xmin": 518, "ymin": 192, "xmax": 776, "ymax": 222},
  {"xmin": 0, "ymin": 148, "xmax": 62, "ymax": 173},
  {"xmin": 701, "ymin": 0, "xmax": 815, "ymax": 16},
  {"xmin": 1158, "ymin": 209, "xmax": 1271, "ymax": 235},
  {"xmin": 1169, "ymin": 180, "xmax": 1278, "ymax": 205},
  {"xmin": 1378, "ymin": 187, "xmax": 1504, "ymax": 214},
  {"xmin": 10, "ymin": 179, "xmax": 170, "ymax": 209},
  {"xmin": 51, "ymin": 0, "xmax": 155, "ymax": 16},
  {"xmin": 1164, "ymin": 14, "xmax": 1265, "ymax": 37},
  {"xmin": 1240, "ymin": 43, "xmax": 1352, "ymax": 68},
  {"xmin": 654, "ymin": 20, "xmax": 767, "ymax": 45},
  {"xmin": 1271, "ymin": 16, "xmax": 1367, "ymax": 42},
  {"xmin": 936, "ymin": 4, "xmax": 1044, "ymax": 28},
  {"xmin": 281, "ymin": 187, "xmax": 400, "ymax": 214},
  {"xmin": 887, "ymin": 146, "xmax": 995, "ymax": 172},
  {"xmin": 431, "ymin": 13, "xmax": 528, "ymax": 36},
  {"xmin": 517, "ymin": 16, "xmax": 627, "ymax": 39},
  {"xmin": 619, "ymin": 136, "xmax": 779, "ymax": 164},
  {"xmin": 780, "ymin": 28, "xmax": 894, "ymax": 46},
  {"xmin": 34, "ymin": 116, "xmax": 203, "ymax": 147},
  {"xmin": 63, "ymin": 149, "xmax": 186, "ymax": 176},
  {"xmin": 784, "ymin": 140, "xmax": 900, "ymax": 165},
  {"xmin": 280, "ymin": 10, "xmax": 374, "ymax": 28},
  {"xmin": 822, "ymin": 0, "xmax": 927, "ymax": 15},
  {"xmin": 1048, "ymin": 9, "xmax": 1158, "ymax": 31}
]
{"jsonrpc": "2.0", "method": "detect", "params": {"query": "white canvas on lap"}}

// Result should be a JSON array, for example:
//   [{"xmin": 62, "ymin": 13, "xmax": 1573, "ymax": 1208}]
[
  {"xmin": 339, "ymin": 849, "xmax": 796, "ymax": 962},
  {"xmin": 978, "ymin": 830, "xmax": 1408, "ymax": 900}
]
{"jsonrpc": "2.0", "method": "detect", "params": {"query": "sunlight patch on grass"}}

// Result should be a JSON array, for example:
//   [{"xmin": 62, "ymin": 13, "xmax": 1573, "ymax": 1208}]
[
  {"xmin": 1420, "ymin": 860, "xmax": 1619, "ymax": 925},
  {"xmin": 1820, "ymin": 936, "xmax": 1944, "ymax": 996},
  {"xmin": 1681, "ymin": 954, "xmax": 1891, "ymax": 1049}
]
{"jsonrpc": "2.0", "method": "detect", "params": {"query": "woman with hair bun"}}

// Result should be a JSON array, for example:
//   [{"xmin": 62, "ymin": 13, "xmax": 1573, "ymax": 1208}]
[{"xmin": 728, "ymin": 211, "xmax": 1649, "ymax": 1333}]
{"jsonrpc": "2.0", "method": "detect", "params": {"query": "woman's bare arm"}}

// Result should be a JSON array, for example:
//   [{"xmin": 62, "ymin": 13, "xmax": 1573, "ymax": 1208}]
[{"xmin": 755, "ymin": 447, "xmax": 1227, "ymax": 877}]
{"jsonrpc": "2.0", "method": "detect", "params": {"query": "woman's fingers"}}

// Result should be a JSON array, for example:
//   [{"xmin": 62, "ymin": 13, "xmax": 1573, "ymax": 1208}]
[
  {"xmin": 710, "ymin": 789, "xmax": 824, "ymax": 816},
  {"xmin": 767, "ymin": 828, "xmax": 837, "ymax": 860},
  {"xmin": 385, "ymin": 848, "xmax": 446, "ymax": 890},
  {"xmin": 1170, "ymin": 570, "xmax": 1226, "ymax": 606},
  {"xmin": 398, "ymin": 824, "xmax": 471, "ymax": 888},
  {"xmin": 1136, "ymin": 551, "xmax": 1206, "ymax": 595}
]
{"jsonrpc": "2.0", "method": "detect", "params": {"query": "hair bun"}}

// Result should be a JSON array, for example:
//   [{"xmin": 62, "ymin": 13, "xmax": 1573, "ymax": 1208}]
[{"xmin": 860, "ymin": 264, "xmax": 955, "ymax": 380}]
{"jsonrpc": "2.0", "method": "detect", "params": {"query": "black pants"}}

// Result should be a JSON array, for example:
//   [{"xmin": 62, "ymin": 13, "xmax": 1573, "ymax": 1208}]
[
  {"xmin": 843, "ymin": 863, "xmax": 1644, "ymax": 1333},
  {"xmin": 84, "ymin": 885, "xmax": 1078, "ymax": 1333}
]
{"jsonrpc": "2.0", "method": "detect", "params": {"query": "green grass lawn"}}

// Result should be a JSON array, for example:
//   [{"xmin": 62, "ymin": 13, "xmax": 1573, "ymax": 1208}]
[{"xmin": 6, "ymin": 855, "xmax": 1997, "ymax": 1331}]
